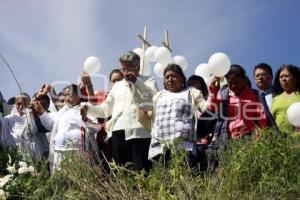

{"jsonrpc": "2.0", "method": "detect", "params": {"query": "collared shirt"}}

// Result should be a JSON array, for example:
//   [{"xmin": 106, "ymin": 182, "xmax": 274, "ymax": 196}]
[
  {"xmin": 86, "ymin": 76, "xmax": 158, "ymax": 140},
  {"xmin": 260, "ymin": 88, "xmax": 273, "ymax": 110}
]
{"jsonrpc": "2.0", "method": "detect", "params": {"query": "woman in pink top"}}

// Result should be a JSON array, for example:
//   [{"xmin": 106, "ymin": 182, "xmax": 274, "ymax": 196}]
[
  {"xmin": 209, "ymin": 65, "xmax": 267, "ymax": 141},
  {"xmin": 206, "ymin": 65, "xmax": 267, "ymax": 171}
]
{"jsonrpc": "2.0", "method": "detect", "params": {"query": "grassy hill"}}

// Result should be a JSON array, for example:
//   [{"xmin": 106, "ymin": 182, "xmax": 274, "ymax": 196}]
[{"xmin": 1, "ymin": 129, "xmax": 300, "ymax": 200}]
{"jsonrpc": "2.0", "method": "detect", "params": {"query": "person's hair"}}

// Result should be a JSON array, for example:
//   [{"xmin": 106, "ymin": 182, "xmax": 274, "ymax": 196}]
[
  {"xmin": 63, "ymin": 84, "xmax": 80, "ymax": 96},
  {"xmin": 119, "ymin": 51, "xmax": 140, "ymax": 67},
  {"xmin": 245, "ymin": 76, "xmax": 252, "ymax": 88},
  {"xmin": 253, "ymin": 63, "xmax": 273, "ymax": 77},
  {"xmin": 225, "ymin": 64, "xmax": 251, "ymax": 87},
  {"xmin": 273, "ymin": 64, "xmax": 300, "ymax": 96},
  {"xmin": 7, "ymin": 97, "xmax": 16, "ymax": 105},
  {"xmin": 58, "ymin": 91, "xmax": 64, "ymax": 97},
  {"xmin": 109, "ymin": 69, "xmax": 123, "ymax": 81},
  {"xmin": 163, "ymin": 64, "xmax": 187, "ymax": 90},
  {"xmin": 15, "ymin": 92, "xmax": 30, "ymax": 106},
  {"xmin": 187, "ymin": 75, "xmax": 208, "ymax": 99},
  {"xmin": 225, "ymin": 64, "xmax": 247, "ymax": 79}
]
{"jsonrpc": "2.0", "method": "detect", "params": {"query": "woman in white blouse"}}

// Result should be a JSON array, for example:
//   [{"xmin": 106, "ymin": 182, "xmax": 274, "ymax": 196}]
[{"xmin": 35, "ymin": 84, "xmax": 84, "ymax": 172}]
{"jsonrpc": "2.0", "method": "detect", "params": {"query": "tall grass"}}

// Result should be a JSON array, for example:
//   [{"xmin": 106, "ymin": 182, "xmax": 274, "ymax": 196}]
[{"xmin": 2, "ymin": 129, "xmax": 300, "ymax": 200}]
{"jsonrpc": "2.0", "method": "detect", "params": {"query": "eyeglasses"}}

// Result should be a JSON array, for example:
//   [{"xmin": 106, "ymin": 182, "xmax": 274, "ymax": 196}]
[{"xmin": 120, "ymin": 67, "xmax": 137, "ymax": 73}]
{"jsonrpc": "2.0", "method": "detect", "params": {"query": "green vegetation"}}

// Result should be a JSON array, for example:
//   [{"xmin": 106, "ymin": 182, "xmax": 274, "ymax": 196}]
[{"xmin": 1, "ymin": 130, "xmax": 300, "ymax": 200}]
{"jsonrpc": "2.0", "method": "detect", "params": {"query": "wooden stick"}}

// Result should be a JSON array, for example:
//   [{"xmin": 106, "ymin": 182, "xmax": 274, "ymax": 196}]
[
  {"xmin": 137, "ymin": 34, "xmax": 151, "ymax": 47},
  {"xmin": 139, "ymin": 26, "xmax": 147, "ymax": 75},
  {"xmin": 162, "ymin": 30, "xmax": 172, "ymax": 52},
  {"xmin": 165, "ymin": 30, "xmax": 169, "ymax": 47}
]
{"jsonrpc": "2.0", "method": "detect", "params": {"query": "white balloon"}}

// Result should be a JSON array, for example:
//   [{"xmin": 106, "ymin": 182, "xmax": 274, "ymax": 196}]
[
  {"xmin": 208, "ymin": 52, "xmax": 231, "ymax": 77},
  {"xmin": 154, "ymin": 47, "xmax": 172, "ymax": 66},
  {"xmin": 174, "ymin": 55, "xmax": 188, "ymax": 71},
  {"xmin": 153, "ymin": 63, "xmax": 166, "ymax": 78},
  {"xmin": 195, "ymin": 63, "xmax": 211, "ymax": 78},
  {"xmin": 133, "ymin": 48, "xmax": 144, "ymax": 58},
  {"xmin": 140, "ymin": 60, "xmax": 152, "ymax": 76},
  {"xmin": 287, "ymin": 102, "xmax": 300, "ymax": 126},
  {"xmin": 84, "ymin": 56, "xmax": 101, "ymax": 75},
  {"xmin": 145, "ymin": 46, "xmax": 158, "ymax": 62},
  {"xmin": 203, "ymin": 76, "xmax": 214, "ymax": 87}
]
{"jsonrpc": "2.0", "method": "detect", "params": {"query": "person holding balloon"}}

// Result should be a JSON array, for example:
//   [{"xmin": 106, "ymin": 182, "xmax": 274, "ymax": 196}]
[
  {"xmin": 82, "ymin": 51, "xmax": 158, "ymax": 171},
  {"xmin": 207, "ymin": 65, "xmax": 267, "ymax": 145},
  {"xmin": 206, "ymin": 64, "xmax": 267, "ymax": 171},
  {"xmin": 272, "ymin": 64, "xmax": 300, "ymax": 133},
  {"xmin": 80, "ymin": 69, "xmax": 123, "ymax": 169}
]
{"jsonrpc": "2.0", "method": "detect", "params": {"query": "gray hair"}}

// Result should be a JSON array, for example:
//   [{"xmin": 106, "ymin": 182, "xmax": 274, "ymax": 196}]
[
  {"xmin": 119, "ymin": 51, "xmax": 140, "ymax": 67},
  {"xmin": 15, "ymin": 92, "xmax": 30, "ymax": 105}
]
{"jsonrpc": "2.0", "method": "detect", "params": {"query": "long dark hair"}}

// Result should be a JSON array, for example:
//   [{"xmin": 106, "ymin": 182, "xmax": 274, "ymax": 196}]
[
  {"xmin": 273, "ymin": 64, "xmax": 300, "ymax": 96},
  {"xmin": 163, "ymin": 64, "xmax": 187, "ymax": 90},
  {"xmin": 187, "ymin": 75, "xmax": 208, "ymax": 99},
  {"xmin": 109, "ymin": 69, "xmax": 123, "ymax": 81}
]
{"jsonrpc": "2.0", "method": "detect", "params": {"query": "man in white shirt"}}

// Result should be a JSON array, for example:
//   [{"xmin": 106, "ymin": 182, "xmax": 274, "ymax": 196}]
[{"xmin": 82, "ymin": 51, "xmax": 158, "ymax": 171}]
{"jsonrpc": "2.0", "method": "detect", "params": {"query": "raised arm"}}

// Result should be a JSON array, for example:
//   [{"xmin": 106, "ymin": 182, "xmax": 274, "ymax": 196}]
[
  {"xmin": 190, "ymin": 87, "xmax": 209, "ymax": 114},
  {"xmin": 81, "ymin": 72, "xmax": 97, "ymax": 105},
  {"xmin": 31, "ymin": 100, "xmax": 56, "ymax": 131},
  {"xmin": 85, "ymin": 89, "xmax": 114, "ymax": 119}
]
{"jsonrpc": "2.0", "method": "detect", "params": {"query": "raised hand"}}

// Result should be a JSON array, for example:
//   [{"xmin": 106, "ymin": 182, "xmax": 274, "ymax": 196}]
[
  {"xmin": 81, "ymin": 71, "xmax": 93, "ymax": 88},
  {"xmin": 38, "ymin": 84, "xmax": 50, "ymax": 97},
  {"xmin": 210, "ymin": 76, "xmax": 220, "ymax": 90},
  {"xmin": 123, "ymin": 71, "xmax": 137, "ymax": 83}
]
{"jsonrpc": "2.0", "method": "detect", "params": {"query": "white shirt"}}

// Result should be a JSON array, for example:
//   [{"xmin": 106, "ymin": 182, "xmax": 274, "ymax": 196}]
[
  {"xmin": 0, "ymin": 110, "xmax": 48, "ymax": 159},
  {"xmin": 0, "ymin": 113, "xmax": 25, "ymax": 147},
  {"xmin": 39, "ymin": 105, "xmax": 84, "ymax": 151},
  {"xmin": 87, "ymin": 76, "xmax": 158, "ymax": 140},
  {"xmin": 265, "ymin": 93, "xmax": 272, "ymax": 111}
]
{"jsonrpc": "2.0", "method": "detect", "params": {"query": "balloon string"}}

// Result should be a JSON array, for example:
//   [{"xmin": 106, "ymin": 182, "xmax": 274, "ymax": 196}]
[{"xmin": 0, "ymin": 54, "xmax": 23, "ymax": 94}]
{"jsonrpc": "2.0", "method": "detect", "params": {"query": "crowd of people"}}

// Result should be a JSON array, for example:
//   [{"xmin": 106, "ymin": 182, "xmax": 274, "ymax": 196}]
[{"xmin": 0, "ymin": 50, "xmax": 300, "ymax": 173}]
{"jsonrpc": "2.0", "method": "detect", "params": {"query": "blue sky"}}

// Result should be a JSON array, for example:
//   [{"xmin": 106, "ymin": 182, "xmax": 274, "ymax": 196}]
[{"xmin": 0, "ymin": 0, "xmax": 299, "ymax": 99}]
